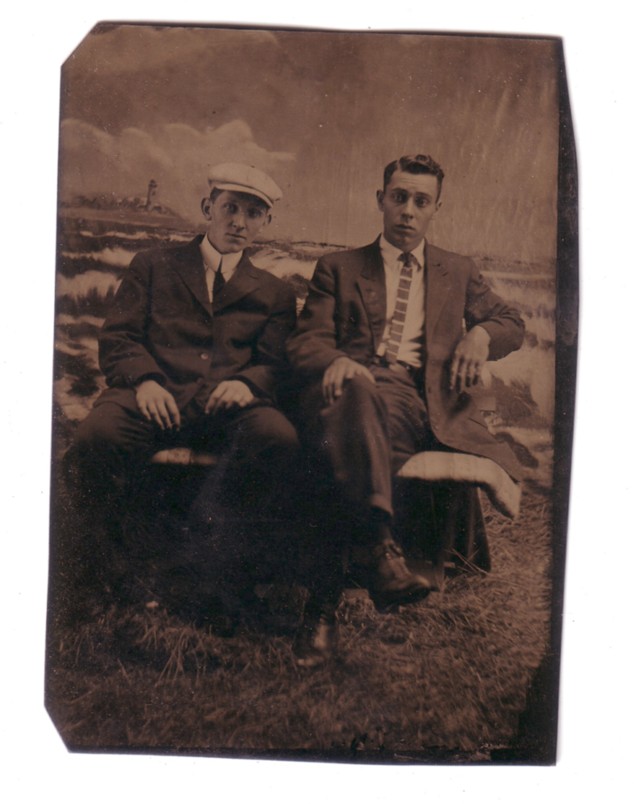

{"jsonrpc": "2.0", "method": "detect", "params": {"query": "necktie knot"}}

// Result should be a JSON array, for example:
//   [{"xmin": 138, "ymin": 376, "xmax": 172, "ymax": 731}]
[{"xmin": 399, "ymin": 252, "xmax": 417, "ymax": 271}]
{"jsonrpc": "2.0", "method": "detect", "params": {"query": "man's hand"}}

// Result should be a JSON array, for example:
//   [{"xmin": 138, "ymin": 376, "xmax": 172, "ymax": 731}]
[
  {"xmin": 205, "ymin": 380, "xmax": 255, "ymax": 415},
  {"xmin": 322, "ymin": 356, "xmax": 375, "ymax": 405},
  {"xmin": 449, "ymin": 326, "xmax": 491, "ymax": 393},
  {"xmin": 135, "ymin": 379, "xmax": 181, "ymax": 430}
]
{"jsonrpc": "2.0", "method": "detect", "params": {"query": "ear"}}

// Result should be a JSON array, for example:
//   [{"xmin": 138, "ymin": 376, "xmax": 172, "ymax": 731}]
[
  {"xmin": 376, "ymin": 189, "xmax": 385, "ymax": 211},
  {"xmin": 201, "ymin": 197, "xmax": 212, "ymax": 219},
  {"xmin": 435, "ymin": 200, "xmax": 443, "ymax": 213}
]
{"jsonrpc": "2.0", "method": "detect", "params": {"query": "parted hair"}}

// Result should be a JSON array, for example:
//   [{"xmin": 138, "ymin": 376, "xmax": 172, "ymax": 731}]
[{"xmin": 383, "ymin": 154, "xmax": 445, "ymax": 197}]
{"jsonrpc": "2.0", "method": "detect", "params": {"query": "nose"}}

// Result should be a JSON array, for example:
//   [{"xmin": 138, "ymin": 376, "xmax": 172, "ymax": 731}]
[
  {"xmin": 230, "ymin": 210, "xmax": 247, "ymax": 230},
  {"xmin": 401, "ymin": 198, "xmax": 416, "ymax": 219}
]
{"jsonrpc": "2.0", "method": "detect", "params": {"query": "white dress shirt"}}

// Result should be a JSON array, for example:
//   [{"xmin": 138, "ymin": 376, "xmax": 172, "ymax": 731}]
[
  {"xmin": 200, "ymin": 236, "xmax": 243, "ymax": 302},
  {"xmin": 377, "ymin": 235, "xmax": 426, "ymax": 368}
]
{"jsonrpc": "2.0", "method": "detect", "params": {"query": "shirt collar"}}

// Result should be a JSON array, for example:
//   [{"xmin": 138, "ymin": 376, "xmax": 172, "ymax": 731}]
[
  {"xmin": 379, "ymin": 234, "xmax": 425, "ymax": 270},
  {"xmin": 200, "ymin": 235, "xmax": 243, "ymax": 274}
]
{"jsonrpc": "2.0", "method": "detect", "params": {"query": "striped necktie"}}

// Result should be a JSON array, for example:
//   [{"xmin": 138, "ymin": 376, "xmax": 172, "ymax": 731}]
[{"xmin": 384, "ymin": 252, "xmax": 417, "ymax": 363}]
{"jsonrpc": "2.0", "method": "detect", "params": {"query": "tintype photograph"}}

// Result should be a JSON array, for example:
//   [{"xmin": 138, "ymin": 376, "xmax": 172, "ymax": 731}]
[{"xmin": 46, "ymin": 23, "xmax": 576, "ymax": 764}]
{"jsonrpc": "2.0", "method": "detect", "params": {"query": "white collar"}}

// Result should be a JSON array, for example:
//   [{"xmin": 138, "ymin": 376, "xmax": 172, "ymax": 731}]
[
  {"xmin": 379, "ymin": 234, "xmax": 426, "ymax": 269},
  {"xmin": 200, "ymin": 235, "xmax": 243, "ymax": 274}
]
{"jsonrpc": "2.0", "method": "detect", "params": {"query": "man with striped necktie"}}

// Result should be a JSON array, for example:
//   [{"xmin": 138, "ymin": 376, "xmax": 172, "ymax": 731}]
[{"xmin": 287, "ymin": 154, "xmax": 525, "ymax": 664}]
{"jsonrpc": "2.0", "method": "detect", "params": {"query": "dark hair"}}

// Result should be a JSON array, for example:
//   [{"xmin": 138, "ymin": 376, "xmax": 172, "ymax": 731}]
[{"xmin": 383, "ymin": 154, "xmax": 445, "ymax": 198}]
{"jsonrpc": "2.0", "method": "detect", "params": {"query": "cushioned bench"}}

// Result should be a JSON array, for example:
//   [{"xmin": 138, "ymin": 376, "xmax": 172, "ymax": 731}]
[
  {"xmin": 151, "ymin": 448, "xmax": 520, "ymax": 519},
  {"xmin": 148, "ymin": 446, "xmax": 520, "ymax": 591}
]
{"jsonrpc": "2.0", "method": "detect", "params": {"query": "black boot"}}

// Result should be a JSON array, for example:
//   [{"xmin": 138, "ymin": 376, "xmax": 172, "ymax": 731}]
[{"xmin": 292, "ymin": 590, "xmax": 340, "ymax": 668}]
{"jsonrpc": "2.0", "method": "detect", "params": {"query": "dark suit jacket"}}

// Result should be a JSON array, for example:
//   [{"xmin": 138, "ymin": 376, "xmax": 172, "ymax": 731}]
[
  {"xmin": 96, "ymin": 235, "xmax": 297, "ymax": 413},
  {"xmin": 287, "ymin": 238, "xmax": 525, "ymax": 480}
]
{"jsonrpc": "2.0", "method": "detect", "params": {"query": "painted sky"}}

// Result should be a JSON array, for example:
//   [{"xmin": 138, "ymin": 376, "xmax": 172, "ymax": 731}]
[{"xmin": 59, "ymin": 25, "xmax": 560, "ymax": 262}]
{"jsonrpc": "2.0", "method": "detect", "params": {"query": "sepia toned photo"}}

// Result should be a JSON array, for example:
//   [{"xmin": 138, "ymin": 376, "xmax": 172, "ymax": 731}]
[{"xmin": 46, "ymin": 23, "xmax": 577, "ymax": 764}]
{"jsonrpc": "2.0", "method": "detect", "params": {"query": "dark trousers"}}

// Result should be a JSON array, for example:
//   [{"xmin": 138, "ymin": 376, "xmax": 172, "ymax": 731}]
[
  {"xmin": 297, "ymin": 364, "xmax": 489, "ymax": 606},
  {"xmin": 305, "ymin": 363, "xmax": 438, "ymax": 523},
  {"xmin": 61, "ymin": 389, "xmax": 300, "ymax": 598}
]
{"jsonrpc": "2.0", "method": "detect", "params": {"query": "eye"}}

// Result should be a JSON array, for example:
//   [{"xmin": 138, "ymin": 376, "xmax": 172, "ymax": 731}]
[
  {"xmin": 247, "ymin": 207, "xmax": 265, "ymax": 219},
  {"xmin": 391, "ymin": 191, "xmax": 408, "ymax": 204},
  {"xmin": 224, "ymin": 202, "xmax": 239, "ymax": 214},
  {"xmin": 415, "ymin": 196, "xmax": 431, "ymax": 208}
]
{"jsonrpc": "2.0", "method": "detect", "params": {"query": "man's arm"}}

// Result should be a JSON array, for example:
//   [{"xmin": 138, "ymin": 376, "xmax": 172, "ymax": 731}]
[
  {"xmin": 286, "ymin": 258, "xmax": 354, "ymax": 377},
  {"xmin": 99, "ymin": 251, "xmax": 168, "ymax": 388},
  {"xmin": 450, "ymin": 262, "xmax": 525, "ymax": 392},
  {"xmin": 449, "ymin": 325, "xmax": 491, "ymax": 392},
  {"xmin": 321, "ymin": 356, "xmax": 375, "ymax": 405},
  {"xmin": 135, "ymin": 379, "xmax": 182, "ymax": 429},
  {"xmin": 287, "ymin": 258, "xmax": 375, "ymax": 403},
  {"xmin": 99, "ymin": 252, "xmax": 181, "ymax": 429},
  {"xmin": 463, "ymin": 263, "xmax": 525, "ymax": 359}
]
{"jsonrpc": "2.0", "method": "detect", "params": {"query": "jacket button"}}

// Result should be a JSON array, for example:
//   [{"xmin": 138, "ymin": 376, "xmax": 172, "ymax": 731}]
[{"xmin": 200, "ymin": 352, "xmax": 209, "ymax": 360}]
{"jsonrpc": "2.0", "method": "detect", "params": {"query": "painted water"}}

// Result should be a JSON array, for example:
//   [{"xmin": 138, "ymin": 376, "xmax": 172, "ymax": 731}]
[{"xmin": 54, "ymin": 214, "xmax": 555, "ymax": 491}]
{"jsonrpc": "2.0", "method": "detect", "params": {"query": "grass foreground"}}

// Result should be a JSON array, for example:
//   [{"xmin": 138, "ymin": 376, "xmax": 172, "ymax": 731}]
[{"xmin": 45, "ymin": 488, "xmax": 554, "ymax": 764}]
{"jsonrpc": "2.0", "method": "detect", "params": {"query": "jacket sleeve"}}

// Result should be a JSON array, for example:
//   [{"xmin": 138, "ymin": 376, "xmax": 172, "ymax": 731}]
[
  {"xmin": 463, "ymin": 262, "xmax": 525, "ymax": 361},
  {"xmin": 286, "ymin": 258, "xmax": 350, "ymax": 377},
  {"xmin": 231, "ymin": 280, "xmax": 298, "ymax": 399},
  {"xmin": 98, "ymin": 252, "xmax": 169, "ymax": 388}
]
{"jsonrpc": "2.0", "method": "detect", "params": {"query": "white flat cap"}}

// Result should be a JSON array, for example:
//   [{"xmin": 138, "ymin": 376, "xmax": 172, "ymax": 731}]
[{"xmin": 207, "ymin": 162, "xmax": 283, "ymax": 208}]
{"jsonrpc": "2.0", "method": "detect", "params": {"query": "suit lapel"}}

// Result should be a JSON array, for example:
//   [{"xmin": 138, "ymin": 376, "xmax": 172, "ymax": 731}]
[
  {"xmin": 172, "ymin": 239, "xmax": 261, "ymax": 316},
  {"xmin": 213, "ymin": 253, "xmax": 261, "ymax": 312},
  {"xmin": 425, "ymin": 244, "xmax": 452, "ymax": 339},
  {"xmin": 172, "ymin": 236, "xmax": 214, "ymax": 318},
  {"xmin": 356, "ymin": 239, "xmax": 387, "ymax": 349}
]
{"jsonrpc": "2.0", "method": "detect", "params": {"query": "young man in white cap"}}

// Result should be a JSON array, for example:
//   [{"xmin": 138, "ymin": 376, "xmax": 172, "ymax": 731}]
[{"xmin": 61, "ymin": 163, "xmax": 299, "ymax": 626}]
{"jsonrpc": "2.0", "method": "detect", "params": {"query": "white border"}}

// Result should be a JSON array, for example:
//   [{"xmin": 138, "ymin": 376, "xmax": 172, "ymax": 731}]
[{"xmin": 3, "ymin": 3, "xmax": 631, "ymax": 802}]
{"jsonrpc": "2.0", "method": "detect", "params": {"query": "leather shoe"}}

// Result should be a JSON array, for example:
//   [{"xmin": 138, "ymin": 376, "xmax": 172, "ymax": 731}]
[
  {"xmin": 367, "ymin": 539, "xmax": 431, "ymax": 608},
  {"xmin": 292, "ymin": 610, "xmax": 337, "ymax": 668}
]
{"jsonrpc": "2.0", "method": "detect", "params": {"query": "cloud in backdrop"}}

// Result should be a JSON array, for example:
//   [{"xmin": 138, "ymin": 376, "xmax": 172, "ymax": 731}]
[
  {"xmin": 60, "ymin": 118, "xmax": 295, "ymax": 224},
  {"xmin": 60, "ymin": 25, "xmax": 560, "ymax": 262}
]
